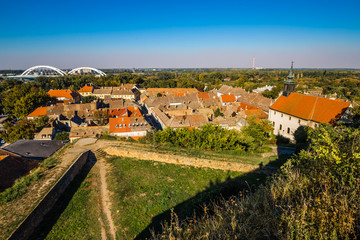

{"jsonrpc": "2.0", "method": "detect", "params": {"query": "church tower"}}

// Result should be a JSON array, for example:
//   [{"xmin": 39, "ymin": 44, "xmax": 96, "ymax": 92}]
[{"xmin": 283, "ymin": 61, "xmax": 296, "ymax": 97}]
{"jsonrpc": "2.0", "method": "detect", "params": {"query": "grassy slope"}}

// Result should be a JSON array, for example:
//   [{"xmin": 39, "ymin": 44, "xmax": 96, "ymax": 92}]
[
  {"xmin": 44, "ymin": 168, "xmax": 101, "ymax": 240},
  {"xmin": 107, "ymin": 156, "xmax": 265, "ymax": 239}
]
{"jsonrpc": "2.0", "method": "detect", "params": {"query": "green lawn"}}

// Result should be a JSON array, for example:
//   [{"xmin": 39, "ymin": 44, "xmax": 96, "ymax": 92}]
[
  {"xmin": 44, "ymin": 167, "xmax": 101, "ymax": 240},
  {"xmin": 107, "ymin": 156, "xmax": 266, "ymax": 239},
  {"xmin": 40, "ymin": 152, "xmax": 269, "ymax": 240}
]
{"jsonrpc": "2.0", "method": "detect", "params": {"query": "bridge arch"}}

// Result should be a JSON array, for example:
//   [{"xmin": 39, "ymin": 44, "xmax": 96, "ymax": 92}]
[
  {"xmin": 68, "ymin": 67, "xmax": 106, "ymax": 76},
  {"xmin": 21, "ymin": 65, "xmax": 66, "ymax": 76}
]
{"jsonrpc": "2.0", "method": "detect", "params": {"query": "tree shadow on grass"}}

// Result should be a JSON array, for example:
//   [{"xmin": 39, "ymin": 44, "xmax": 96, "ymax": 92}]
[
  {"xmin": 135, "ymin": 147, "xmax": 295, "ymax": 240},
  {"xmin": 28, "ymin": 151, "xmax": 97, "ymax": 240},
  {"xmin": 135, "ymin": 169, "xmax": 271, "ymax": 239}
]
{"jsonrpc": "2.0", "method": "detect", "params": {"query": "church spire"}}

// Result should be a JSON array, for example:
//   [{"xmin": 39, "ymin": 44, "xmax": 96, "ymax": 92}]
[
  {"xmin": 287, "ymin": 61, "xmax": 294, "ymax": 79},
  {"xmin": 283, "ymin": 61, "xmax": 296, "ymax": 97}
]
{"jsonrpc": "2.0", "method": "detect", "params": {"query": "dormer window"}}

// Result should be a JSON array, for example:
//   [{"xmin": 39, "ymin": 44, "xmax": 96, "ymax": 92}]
[{"xmin": 115, "ymin": 124, "xmax": 118, "ymax": 128}]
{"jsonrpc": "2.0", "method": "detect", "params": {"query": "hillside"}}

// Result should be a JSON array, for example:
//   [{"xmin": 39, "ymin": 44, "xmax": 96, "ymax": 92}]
[{"xmin": 152, "ymin": 124, "xmax": 360, "ymax": 239}]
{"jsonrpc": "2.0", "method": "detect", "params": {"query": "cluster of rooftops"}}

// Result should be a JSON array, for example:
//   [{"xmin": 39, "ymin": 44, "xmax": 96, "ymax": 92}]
[
  {"xmin": 0, "ymin": 66, "xmax": 353, "ymax": 193},
  {"xmin": 22, "ymin": 77, "xmax": 351, "ymax": 143}
]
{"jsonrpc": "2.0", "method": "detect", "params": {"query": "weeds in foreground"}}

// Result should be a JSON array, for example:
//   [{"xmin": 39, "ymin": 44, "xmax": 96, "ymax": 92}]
[
  {"xmin": 0, "ymin": 156, "xmax": 59, "ymax": 206},
  {"xmin": 152, "ymin": 125, "xmax": 360, "ymax": 239}
]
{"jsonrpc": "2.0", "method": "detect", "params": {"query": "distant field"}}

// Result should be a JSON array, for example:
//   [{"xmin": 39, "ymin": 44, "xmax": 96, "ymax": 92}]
[{"xmin": 106, "ymin": 156, "xmax": 265, "ymax": 239}]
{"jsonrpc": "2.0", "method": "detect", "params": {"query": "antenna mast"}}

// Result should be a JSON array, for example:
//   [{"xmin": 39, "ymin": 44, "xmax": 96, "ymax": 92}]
[{"xmin": 252, "ymin": 56, "xmax": 255, "ymax": 70}]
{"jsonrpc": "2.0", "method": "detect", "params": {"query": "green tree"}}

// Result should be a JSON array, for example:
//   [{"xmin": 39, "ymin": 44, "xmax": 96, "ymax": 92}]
[
  {"xmin": 93, "ymin": 110, "xmax": 109, "ymax": 125},
  {"xmin": 53, "ymin": 132, "xmax": 69, "ymax": 140},
  {"xmin": 214, "ymin": 108, "xmax": 224, "ymax": 117},
  {"xmin": 0, "ymin": 119, "xmax": 36, "ymax": 143},
  {"xmin": 81, "ymin": 96, "xmax": 97, "ymax": 103},
  {"xmin": 349, "ymin": 105, "xmax": 360, "ymax": 128},
  {"xmin": 33, "ymin": 115, "xmax": 50, "ymax": 132},
  {"xmin": 13, "ymin": 91, "xmax": 52, "ymax": 119},
  {"xmin": 242, "ymin": 115, "xmax": 273, "ymax": 145}
]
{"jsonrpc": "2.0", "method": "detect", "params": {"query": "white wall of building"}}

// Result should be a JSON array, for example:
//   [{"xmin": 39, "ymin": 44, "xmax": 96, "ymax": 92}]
[
  {"xmin": 268, "ymin": 109, "xmax": 316, "ymax": 140},
  {"xmin": 111, "ymin": 131, "xmax": 147, "ymax": 137}
]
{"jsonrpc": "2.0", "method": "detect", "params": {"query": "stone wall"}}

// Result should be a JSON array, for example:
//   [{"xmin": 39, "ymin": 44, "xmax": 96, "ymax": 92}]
[
  {"xmin": 104, "ymin": 146, "xmax": 258, "ymax": 172},
  {"xmin": 8, "ymin": 151, "xmax": 90, "ymax": 240}
]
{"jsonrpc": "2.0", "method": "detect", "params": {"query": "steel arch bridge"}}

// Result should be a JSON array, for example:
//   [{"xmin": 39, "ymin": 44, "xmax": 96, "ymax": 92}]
[
  {"xmin": 20, "ymin": 65, "xmax": 106, "ymax": 77},
  {"xmin": 68, "ymin": 67, "xmax": 106, "ymax": 76},
  {"xmin": 21, "ymin": 65, "xmax": 67, "ymax": 76}
]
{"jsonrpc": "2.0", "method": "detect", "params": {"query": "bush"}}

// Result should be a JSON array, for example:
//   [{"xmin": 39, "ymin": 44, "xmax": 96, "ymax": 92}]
[
  {"xmin": 98, "ymin": 133, "xmax": 117, "ymax": 140},
  {"xmin": 53, "ymin": 132, "xmax": 69, "ymax": 140},
  {"xmin": 275, "ymin": 134, "xmax": 290, "ymax": 144},
  {"xmin": 0, "ymin": 171, "xmax": 40, "ymax": 205},
  {"xmin": 152, "ymin": 124, "xmax": 360, "ymax": 239},
  {"xmin": 154, "ymin": 123, "xmax": 272, "ymax": 152}
]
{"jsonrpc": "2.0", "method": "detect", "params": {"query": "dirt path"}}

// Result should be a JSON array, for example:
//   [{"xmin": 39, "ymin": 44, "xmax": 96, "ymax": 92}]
[
  {"xmin": 97, "ymin": 154, "xmax": 117, "ymax": 240},
  {"xmin": 1, "ymin": 138, "xmax": 265, "ymax": 239}
]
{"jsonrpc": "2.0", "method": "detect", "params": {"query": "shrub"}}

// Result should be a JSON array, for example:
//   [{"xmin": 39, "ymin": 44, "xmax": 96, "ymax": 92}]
[
  {"xmin": 152, "ymin": 124, "xmax": 360, "ymax": 239},
  {"xmin": 155, "ymin": 124, "xmax": 262, "ymax": 152},
  {"xmin": 53, "ymin": 132, "xmax": 69, "ymax": 140}
]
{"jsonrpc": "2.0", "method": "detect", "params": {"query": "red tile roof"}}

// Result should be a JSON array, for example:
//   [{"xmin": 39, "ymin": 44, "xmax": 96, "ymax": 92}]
[
  {"xmin": 27, "ymin": 107, "xmax": 48, "ymax": 118},
  {"xmin": 127, "ymin": 107, "xmax": 142, "ymax": 117},
  {"xmin": 270, "ymin": 93, "xmax": 350, "ymax": 123},
  {"xmin": 109, "ymin": 117, "xmax": 131, "ymax": 133},
  {"xmin": 108, "ymin": 108, "xmax": 128, "ymax": 117},
  {"xmin": 238, "ymin": 103, "xmax": 257, "ymax": 110},
  {"xmin": 221, "ymin": 94, "xmax": 236, "ymax": 103},
  {"xmin": 146, "ymin": 88, "xmax": 199, "ymax": 94},
  {"xmin": 48, "ymin": 89, "xmax": 75, "ymax": 99},
  {"xmin": 78, "ymin": 86, "xmax": 94, "ymax": 93},
  {"xmin": 198, "ymin": 92, "xmax": 210, "ymax": 99},
  {"xmin": 244, "ymin": 109, "xmax": 268, "ymax": 119}
]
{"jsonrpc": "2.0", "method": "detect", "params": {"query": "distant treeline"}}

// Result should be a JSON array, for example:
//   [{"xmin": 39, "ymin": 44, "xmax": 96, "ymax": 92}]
[{"xmin": 1, "ymin": 69, "xmax": 360, "ymax": 116}]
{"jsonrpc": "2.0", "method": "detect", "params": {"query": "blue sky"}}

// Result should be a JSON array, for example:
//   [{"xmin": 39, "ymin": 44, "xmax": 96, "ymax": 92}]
[{"xmin": 1, "ymin": 0, "xmax": 360, "ymax": 69}]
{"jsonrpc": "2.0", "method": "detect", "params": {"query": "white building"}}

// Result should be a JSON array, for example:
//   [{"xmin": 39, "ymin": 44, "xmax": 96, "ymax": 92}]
[{"xmin": 269, "ymin": 63, "xmax": 351, "ymax": 140}]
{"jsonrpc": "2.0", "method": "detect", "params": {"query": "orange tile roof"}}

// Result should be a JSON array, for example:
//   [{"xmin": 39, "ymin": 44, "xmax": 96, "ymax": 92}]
[
  {"xmin": 0, "ymin": 155, "xmax": 8, "ymax": 161},
  {"xmin": 245, "ymin": 109, "xmax": 268, "ymax": 119},
  {"xmin": 48, "ymin": 89, "xmax": 75, "ymax": 99},
  {"xmin": 27, "ymin": 107, "xmax": 48, "ymax": 118},
  {"xmin": 174, "ymin": 92, "xmax": 185, "ymax": 97},
  {"xmin": 109, "ymin": 117, "xmax": 131, "ymax": 133},
  {"xmin": 198, "ymin": 92, "xmax": 210, "ymax": 99},
  {"xmin": 78, "ymin": 86, "xmax": 94, "ymax": 93},
  {"xmin": 146, "ymin": 88, "xmax": 199, "ymax": 94},
  {"xmin": 108, "ymin": 108, "xmax": 128, "ymax": 117},
  {"xmin": 238, "ymin": 102, "xmax": 257, "ymax": 110},
  {"xmin": 127, "ymin": 107, "xmax": 142, "ymax": 117},
  {"xmin": 221, "ymin": 94, "xmax": 236, "ymax": 103},
  {"xmin": 270, "ymin": 93, "xmax": 350, "ymax": 123}
]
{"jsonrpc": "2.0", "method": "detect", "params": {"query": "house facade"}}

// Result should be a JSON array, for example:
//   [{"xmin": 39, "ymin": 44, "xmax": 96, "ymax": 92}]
[{"xmin": 269, "ymin": 63, "xmax": 351, "ymax": 140}]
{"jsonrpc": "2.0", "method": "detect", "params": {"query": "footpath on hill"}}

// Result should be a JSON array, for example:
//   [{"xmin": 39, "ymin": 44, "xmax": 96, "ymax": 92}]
[{"xmin": 1, "ymin": 138, "xmax": 277, "ymax": 239}]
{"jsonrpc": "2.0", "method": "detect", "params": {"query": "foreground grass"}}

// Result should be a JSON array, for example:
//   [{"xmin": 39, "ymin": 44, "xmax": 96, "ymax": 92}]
[
  {"xmin": 107, "ymin": 156, "xmax": 266, "ymax": 239},
  {"xmin": 44, "ymin": 166, "xmax": 101, "ymax": 239},
  {"xmin": 0, "ymin": 142, "xmax": 74, "ymax": 239}
]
